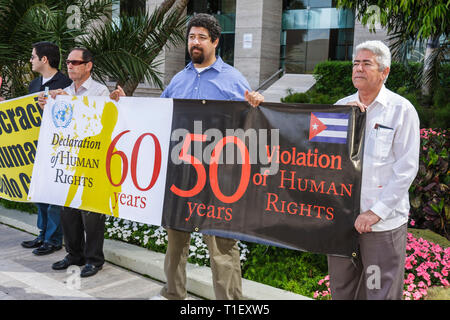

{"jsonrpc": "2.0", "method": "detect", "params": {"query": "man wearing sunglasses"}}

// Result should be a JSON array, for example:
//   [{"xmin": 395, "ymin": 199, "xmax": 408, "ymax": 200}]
[
  {"xmin": 38, "ymin": 47, "xmax": 123, "ymax": 278},
  {"xmin": 48, "ymin": 48, "xmax": 109, "ymax": 97}
]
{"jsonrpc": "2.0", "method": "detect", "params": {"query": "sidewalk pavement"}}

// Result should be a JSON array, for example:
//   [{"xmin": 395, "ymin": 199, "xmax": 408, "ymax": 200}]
[
  {"xmin": 0, "ymin": 206, "xmax": 310, "ymax": 300},
  {"xmin": 0, "ymin": 222, "xmax": 180, "ymax": 300}
]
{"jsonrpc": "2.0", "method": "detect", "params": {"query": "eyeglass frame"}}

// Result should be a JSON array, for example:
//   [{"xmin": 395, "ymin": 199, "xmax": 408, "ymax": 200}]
[
  {"xmin": 66, "ymin": 59, "xmax": 90, "ymax": 66},
  {"xmin": 187, "ymin": 34, "xmax": 211, "ymax": 43}
]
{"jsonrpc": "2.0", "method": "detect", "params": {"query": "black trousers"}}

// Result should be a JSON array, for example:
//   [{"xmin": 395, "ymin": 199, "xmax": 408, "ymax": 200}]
[{"xmin": 61, "ymin": 207, "xmax": 105, "ymax": 267}]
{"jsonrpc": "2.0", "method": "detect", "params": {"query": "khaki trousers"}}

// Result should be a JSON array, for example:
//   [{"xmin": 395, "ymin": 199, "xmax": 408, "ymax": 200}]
[
  {"xmin": 327, "ymin": 223, "xmax": 407, "ymax": 300},
  {"xmin": 160, "ymin": 228, "xmax": 242, "ymax": 300}
]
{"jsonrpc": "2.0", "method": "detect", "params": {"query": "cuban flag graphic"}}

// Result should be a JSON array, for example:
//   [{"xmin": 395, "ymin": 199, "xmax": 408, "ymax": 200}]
[{"xmin": 309, "ymin": 112, "xmax": 349, "ymax": 144}]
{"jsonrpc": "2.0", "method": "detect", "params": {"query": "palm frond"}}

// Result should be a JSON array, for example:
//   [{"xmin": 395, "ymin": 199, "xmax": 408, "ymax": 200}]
[
  {"xmin": 420, "ymin": 39, "xmax": 449, "ymax": 91},
  {"xmin": 78, "ymin": 6, "xmax": 187, "ymax": 93},
  {"xmin": 0, "ymin": 0, "xmax": 112, "ymax": 98}
]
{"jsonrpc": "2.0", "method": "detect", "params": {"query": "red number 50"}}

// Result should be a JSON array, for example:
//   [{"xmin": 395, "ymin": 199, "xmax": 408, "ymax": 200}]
[{"xmin": 170, "ymin": 133, "xmax": 250, "ymax": 204}]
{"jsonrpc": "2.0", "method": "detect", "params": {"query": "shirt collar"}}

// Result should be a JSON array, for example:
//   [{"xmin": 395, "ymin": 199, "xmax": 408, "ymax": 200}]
[
  {"xmin": 371, "ymin": 85, "xmax": 389, "ymax": 108},
  {"xmin": 186, "ymin": 56, "xmax": 224, "ymax": 73},
  {"xmin": 70, "ymin": 76, "xmax": 93, "ymax": 93}
]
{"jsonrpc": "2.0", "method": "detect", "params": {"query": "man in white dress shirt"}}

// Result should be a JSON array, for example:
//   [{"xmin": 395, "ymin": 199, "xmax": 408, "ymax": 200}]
[
  {"xmin": 38, "ymin": 48, "xmax": 123, "ymax": 277},
  {"xmin": 328, "ymin": 40, "xmax": 420, "ymax": 299}
]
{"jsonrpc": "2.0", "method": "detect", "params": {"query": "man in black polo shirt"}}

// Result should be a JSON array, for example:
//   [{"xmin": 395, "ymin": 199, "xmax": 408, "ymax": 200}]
[{"xmin": 21, "ymin": 41, "xmax": 72, "ymax": 255}]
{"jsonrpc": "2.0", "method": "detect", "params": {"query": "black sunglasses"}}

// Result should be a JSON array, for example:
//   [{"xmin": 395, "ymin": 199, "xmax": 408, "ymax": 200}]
[{"xmin": 66, "ymin": 60, "xmax": 89, "ymax": 66}]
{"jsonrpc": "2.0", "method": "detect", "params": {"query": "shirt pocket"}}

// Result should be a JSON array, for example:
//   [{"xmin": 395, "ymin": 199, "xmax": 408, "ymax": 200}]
[{"xmin": 366, "ymin": 126, "xmax": 394, "ymax": 160}]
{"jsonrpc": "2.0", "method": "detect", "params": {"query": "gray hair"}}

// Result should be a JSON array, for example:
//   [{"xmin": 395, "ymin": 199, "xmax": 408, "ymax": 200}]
[{"xmin": 354, "ymin": 40, "xmax": 391, "ymax": 71}]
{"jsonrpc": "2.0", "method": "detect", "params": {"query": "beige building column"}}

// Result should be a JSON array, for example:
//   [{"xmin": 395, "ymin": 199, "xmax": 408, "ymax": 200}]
[
  {"xmin": 147, "ymin": 0, "xmax": 186, "ymax": 85},
  {"xmin": 129, "ymin": 0, "xmax": 186, "ymax": 96},
  {"xmin": 353, "ymin": 12, "xmax": 389, "ymax": 50}
]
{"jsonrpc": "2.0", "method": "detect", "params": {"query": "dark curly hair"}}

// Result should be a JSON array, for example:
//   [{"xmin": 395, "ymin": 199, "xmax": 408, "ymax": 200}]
[{"xmin": 186, "ymin": 13, "xmax": 222, "ymax": 43}]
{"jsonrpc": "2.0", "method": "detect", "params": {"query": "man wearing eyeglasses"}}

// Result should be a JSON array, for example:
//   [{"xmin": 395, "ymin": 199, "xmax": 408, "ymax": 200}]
[
  {"xmin": 328, "ymin": 41, "xmax": 420, "ymax": 300},
  {"xmin": 21, "ymin": 41, "xmax": 72, "ymax": 257},
  {"xmin": 29, "ymin": 42, "xmax": 73, "ymax": 94},
  {"xmin": 38, "ymin": 47, "xmax": 123, "ymax": 278}
]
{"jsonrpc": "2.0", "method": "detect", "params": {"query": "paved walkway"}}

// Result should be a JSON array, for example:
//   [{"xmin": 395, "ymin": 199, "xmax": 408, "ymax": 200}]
[
  {"xmin": 262, "ymin": 74, "xmax": 316, "ymax": 102},
  {"xmin": 0, "ymin": 223, "xmax": 200, "ymax": 300}
]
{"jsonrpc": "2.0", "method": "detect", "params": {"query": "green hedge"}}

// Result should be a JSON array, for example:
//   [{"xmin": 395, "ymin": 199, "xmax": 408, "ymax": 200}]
[
  {"xmin": 312, "ymin": 61, "xmax": 422, "ymax": 96},
  {"xmin": 312, "ymin": 61, "xmax": 354, "ymax": 97},
  {"xmin": 409, "ymin": 128, "xmax": 449, "ymax": 240},
  {"xmin": 283, "ymin": 61, "xmax": 449, "ymax": 129},
  {"xmin": 241, "ymin": 244, "xmax": 327, "ymax": 298},
  {"xmin": 0, "ymin": 198, "xmax": 36, "ymax": 213},
  {"xmin": 439, "ymin": 63, "xmax": 450, "ymax": 89}
]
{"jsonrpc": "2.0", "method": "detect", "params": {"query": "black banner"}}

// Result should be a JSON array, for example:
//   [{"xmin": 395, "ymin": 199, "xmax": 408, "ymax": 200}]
[{"xmin": 162, "ymin": 100, "xmax": 365, "ymax": 257}]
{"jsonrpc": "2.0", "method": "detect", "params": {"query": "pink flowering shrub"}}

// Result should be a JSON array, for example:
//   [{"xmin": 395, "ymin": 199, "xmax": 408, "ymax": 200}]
[
  {"xmin": 314, "ymin": 233, "xmax": 450, "ymax": 300},
  {"xmin": 403, "ymin": 233, "xmax": 449, "ymax": 300},
  {"xmin": 313, "ymin": 275, "xmax": 330, "ymax": 299}
]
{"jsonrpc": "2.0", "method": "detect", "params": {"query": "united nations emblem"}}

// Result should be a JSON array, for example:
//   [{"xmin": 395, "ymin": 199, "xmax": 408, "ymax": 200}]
[{"xmin": 52, "ymin": 101, "xmax": 73, "ymax": 128}]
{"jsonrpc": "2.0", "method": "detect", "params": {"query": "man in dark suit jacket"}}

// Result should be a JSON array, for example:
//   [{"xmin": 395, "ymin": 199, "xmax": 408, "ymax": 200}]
[{"xmin": 21, "ymin": 41, "xmax": 72, "ymax": 255}]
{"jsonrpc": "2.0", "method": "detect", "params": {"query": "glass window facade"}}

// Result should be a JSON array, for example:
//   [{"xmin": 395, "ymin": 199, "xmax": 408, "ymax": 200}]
[
  {"xmin": 187, "ymin": 0, "xmax": 236, "ymax": 66},
  {"xmin": 281, "ymin": 0, "xmax": 355, "ymax": 73}
]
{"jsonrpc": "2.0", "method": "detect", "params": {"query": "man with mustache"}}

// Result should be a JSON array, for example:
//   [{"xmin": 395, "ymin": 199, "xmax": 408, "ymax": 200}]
[
  {"xmin": 38, "ymin": 48, "xmax": 123, "ymax": 277},
  {"xmin": 328, "ymin": 40, "xmax": 420, "ymax": 300},
  {"xmin": 153, "ymin": 13, "xmax": 263, "ymax": 300}
]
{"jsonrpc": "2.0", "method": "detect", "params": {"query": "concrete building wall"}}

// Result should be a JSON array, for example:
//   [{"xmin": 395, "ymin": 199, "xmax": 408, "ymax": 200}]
[{"xmin": 234, "ymin": 0, "xmax": 282, "ymax": 90}]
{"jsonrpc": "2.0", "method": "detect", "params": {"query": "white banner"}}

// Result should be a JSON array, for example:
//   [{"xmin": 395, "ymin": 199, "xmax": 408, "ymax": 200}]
[{"xmin": 28, "ymin": 95, "xmax": 173, "ymax": 226}]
